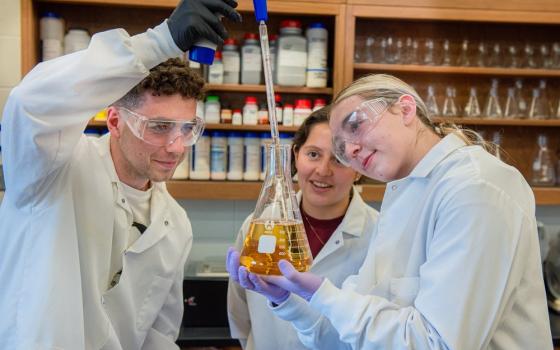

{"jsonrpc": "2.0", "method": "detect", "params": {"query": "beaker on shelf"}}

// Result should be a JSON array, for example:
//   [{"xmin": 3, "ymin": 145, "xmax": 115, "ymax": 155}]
[{"xmin": 240, "ymin": 142, "xmax": 313, "ymax": 275}]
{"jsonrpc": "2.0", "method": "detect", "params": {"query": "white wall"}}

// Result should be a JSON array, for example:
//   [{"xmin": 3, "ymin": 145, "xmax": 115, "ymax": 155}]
[{"xmin": 0, "ymin": 0, "xmax": 21, "ymax": 113}]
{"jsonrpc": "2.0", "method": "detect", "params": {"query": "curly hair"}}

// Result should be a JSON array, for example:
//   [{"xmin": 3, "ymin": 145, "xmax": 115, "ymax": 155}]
[{"xmin": 113, "ymin": 58, "xmax": 205, "ymax": 108}]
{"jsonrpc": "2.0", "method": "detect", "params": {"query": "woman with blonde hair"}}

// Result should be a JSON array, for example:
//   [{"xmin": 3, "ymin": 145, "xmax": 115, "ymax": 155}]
[{"xmin": 227, "ymin": 74, "xmax": 552, "ymax": 349}]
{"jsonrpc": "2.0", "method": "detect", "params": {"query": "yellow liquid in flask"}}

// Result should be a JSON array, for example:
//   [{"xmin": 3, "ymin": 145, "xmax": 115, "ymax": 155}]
[{"xmin": 240, "ymin": 220, "xmax": 313, "ymax": 275}]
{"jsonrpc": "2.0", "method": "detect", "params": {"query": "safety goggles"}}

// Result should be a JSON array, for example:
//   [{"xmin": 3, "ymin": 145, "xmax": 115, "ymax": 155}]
[
  {"xmin": 118, "ymin": 107, "xmax": 205, "ymax": 147},
  {"xmin": 331, "ymin": 98, "xmax": 389, "ymax": 167}
]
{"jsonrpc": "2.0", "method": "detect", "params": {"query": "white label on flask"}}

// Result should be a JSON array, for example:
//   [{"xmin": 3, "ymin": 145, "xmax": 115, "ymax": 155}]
[{"xmin": 258, "ymin": 235, "xmax": 276, "ymax": 254}]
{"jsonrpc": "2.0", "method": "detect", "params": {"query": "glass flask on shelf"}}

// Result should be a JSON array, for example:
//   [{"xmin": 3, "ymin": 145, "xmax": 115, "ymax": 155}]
[
  {"xmin": 425, "ymin": 85, "xmax": 440, "ymax": 116},
  {"xmin": 457, "ymin": 39, "xmax": 472, "ymax": 66},
  {"xmin": 487, "ymin": 42, "xmax": 502, "ymax": 67},
  {"xmin": 531, "ymin": 134, "xmax": 556, "ymax": 187},
  {"xmin": 523, "ymin": 44, "xmax": 538, "ymax": 68},
  {"xmin": 476, "ymin": 41, "xmax": 487, "ymax": 67},
  {"xmin": 240, "ymin": 142, "xmax": 313, "ymax": 275},
  {"xmin": 514, "ymin": 79, "xmax": 528, "ymax": 118},
  {"xmin": 504, "ymin": 87, "xmax": 521, "ymax": 119},
  {"xmin": 484, "ymin": 82, "xmax": 503, "ymax": 119},
  {"xmin": 441, "ymin": 39, "xmax": 453, "ymax": 66},
  {"xmin": 463, "ymin": 87, "xmax": 482, "ymax": 118},
  {"xmin": 442, "ymin": 86, "xmax": 459, "ymax": 117},
  {"xmin": 364, "ymin": 36, "xmax": 375, "ymax": 63},
  {"xmin": 423, "ymin": 39, "xmax": 436, "ymax": 65},
  {"xmin": 506, "ymin": 44, "xmax": 520, "ymax": 68},
  {"xmin": 529, "ymin": 88, "xmax": 551, "ymax": 120},
  {"xmin": 540, "ymin": 44, "xmax": 553, "ymax": 69},
  {"xmin": 385, "ymin": 36, "xmax": 397, "ymax": 64},
  {"xmin": 552, "ymin": 42, "xmax": 560, "ymax": 69},
  {"xmin": 492, "ymin": 131, "xmax": 503, "ymax": 161}
]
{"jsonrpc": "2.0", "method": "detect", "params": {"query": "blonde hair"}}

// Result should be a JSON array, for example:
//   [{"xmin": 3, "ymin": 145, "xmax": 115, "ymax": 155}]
[{"xmin": 333, "ymin": 74, "xmax": 494, "ymax": 152}]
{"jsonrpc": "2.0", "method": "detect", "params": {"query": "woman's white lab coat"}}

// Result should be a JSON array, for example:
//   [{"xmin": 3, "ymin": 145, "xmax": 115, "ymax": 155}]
[
  {"xmin": 273, "ymin": 134, "xmax": 553, "ymax": 349},
  {"xmin": 227, "ymin": 188, "xmax": 379, "ymax": 350},
  {"xmin": 0, "ymin": 23, "xmax": 192, "ymax": 349}
]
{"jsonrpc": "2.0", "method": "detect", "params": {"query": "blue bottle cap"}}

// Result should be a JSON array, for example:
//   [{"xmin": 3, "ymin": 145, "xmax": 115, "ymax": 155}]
[
  {"xmin": 253, "ymin": 0, "xmax": 268, "ymax": 22},
  {"xmin": 189, "ymin": 46, "xmax": 215, "ymax": 65},
  {"xmin": 245, "ymin": 132, "xmax": 260, "ymax": 138},
  {"xmin": 229, "ymin": 131, "xmax": 243, "ymax": 138},
  {"xmin": 279, "ymin": 132, "xmax": 293, "ymax": 139},
  {"xmin": 261, "ymin": 132, "xmax": 272, "ymax": 139},
  {"xmin": 42, "ymin": 12, "xmax": 61, "ymax": 18},
  {"xmin": 212, "ymin": 131, "xmax": 228, "ymax": 138},
  {"xmin": 308, "ymin": 22, "xmax": 326, "ymax": 29}
]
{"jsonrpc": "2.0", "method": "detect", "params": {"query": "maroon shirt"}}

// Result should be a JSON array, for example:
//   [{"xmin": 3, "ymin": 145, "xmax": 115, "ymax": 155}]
[{"xmin": 301, "ymin": 206, "xmax": 344, "ymax": 258}]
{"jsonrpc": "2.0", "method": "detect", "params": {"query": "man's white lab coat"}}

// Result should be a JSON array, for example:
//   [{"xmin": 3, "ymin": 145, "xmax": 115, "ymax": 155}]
[{"xmin": 0, "ymin": 23, "xmax": 192, "ymax": 349}]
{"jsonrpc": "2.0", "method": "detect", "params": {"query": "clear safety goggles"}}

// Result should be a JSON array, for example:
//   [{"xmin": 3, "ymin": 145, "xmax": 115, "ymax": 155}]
[
  {"xmin": 118, "ymin": 107, "xmax": 205, "ymax": 147},
  {"xmin": 331, "ymin": 98, "xmax": 389, "ymax": 167}
]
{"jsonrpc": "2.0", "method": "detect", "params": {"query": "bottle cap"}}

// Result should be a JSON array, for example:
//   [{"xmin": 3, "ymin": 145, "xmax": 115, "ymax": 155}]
[
  {"xmin": 244, "ymin": 33, "xmax": 259, "ymax": 40},
  {"xmin": 245, "ymin": 96, "xmax": 258, "ymax": 104},
  {"xmin": 308, "ymin": 22, "xmax": 326, "ymax": 29},
  {"xmin": 214, "ymin": 51, "xmax": 222, "ymax": 60},
  {"xmin": 280, "ymin": 20, "xmax": 302, "ymax": 29},
  {"xmin": 224, "ymin": 38, "xmax": 238, "ymax": 46},
  {"xmin": 206, "ymin": 95, "xmax": 220, "ymax": 102},
  {"xmin": 189, "ymin": 44, "xmax": 216, "ymax": 65}
]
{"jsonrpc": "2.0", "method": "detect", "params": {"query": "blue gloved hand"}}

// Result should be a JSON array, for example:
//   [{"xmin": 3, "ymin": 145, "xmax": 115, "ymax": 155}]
[
  {"xmin": 226, "ymin": 248, "xmax": 324, "ymax": 304},
  {"xmin": 262, "ymin": 260, "xmax": 324, "ymax": 302},
  {"xmin": 167, "ymin": 0, "xmax": 242, "ymax": 52}
]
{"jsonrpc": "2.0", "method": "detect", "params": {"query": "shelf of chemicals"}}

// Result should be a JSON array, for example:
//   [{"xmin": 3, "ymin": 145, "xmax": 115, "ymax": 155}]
[{"xmin": 205, "ymin": 84, "xmax": 333, "ymax": 95}]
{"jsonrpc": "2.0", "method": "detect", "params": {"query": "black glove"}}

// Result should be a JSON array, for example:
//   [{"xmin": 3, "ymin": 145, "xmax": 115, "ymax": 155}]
[{"xmin": 167, "ymin": 0, "xmax": 242, "ymax": 52}]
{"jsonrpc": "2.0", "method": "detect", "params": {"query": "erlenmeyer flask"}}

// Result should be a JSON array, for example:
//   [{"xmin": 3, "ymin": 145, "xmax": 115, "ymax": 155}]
[
  {"xmin": 529, "ymin": 88, "xmax": 551, "ymax": 120},
  {"xmin": 492, "ymin": 131, "xmax": 503, "ymax": 161},
  {"xmin": 441, "ymin": 39, "xmax": 452, "ymax": 66},
  {"xmin": 240, "ymin": 142, "xmax": 313, "ymax": 275},
  {"xmin": 531, "ymin": 134, "xmax": 556, "ymax": 186},
  {"xmin": 463, "ymin": 87, "xmax": 482, "ymax": 118},
  {"xmin": 514, "ymin": 79, "xmax": 528, "ymax": 118},
  {"xmin": 425, "ymin": 85, "xmax": 440, "ymax": 116},
  {"xmin": 442, "ymin": 86, "xmax": 458, "ymax": 117},
  {"xmin": 484, "ymin": 85, "xmax": 503, "ymax": 119},
  {"xmin": 504, "ymin": 87, "xmax": 521, "ymax": 119},
  {"xmin": 457, "ymin": 39, "xmax": 471, "ymax": 66}
]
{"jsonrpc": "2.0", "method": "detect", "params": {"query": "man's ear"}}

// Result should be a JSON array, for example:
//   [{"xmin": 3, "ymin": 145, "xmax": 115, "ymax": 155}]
[
  {"xmin": 106, "ymin": 106, "xmax": 122, "ymax": 138},
  {"xmin": 398, "ymin": 94, "xmax": 417, "ymax": 126}
]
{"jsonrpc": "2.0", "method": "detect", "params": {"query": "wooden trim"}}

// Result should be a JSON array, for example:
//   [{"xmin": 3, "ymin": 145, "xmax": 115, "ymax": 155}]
[
  {"xmin": 354, "ymin": 63, "xmax": 560, "ymax": 78},
  {"xmin": 342, "ymin": 6, "xmax": 356, "ymax": 89},
  {"xmin": 205, "ymin": 84, "xmax": 332, "ymax": 95},
  {"xmin": 21, "ymin": 0, "xmax": 36, "ymax": 76},
  {"xmin": 349, "ymin": 4, "xmax": 560, "ymax": 24},
  {"xmin": 166, "ymin": 181, "xmax": 560, "ymax": 205},
  {"xmin": 332, "ymin": 4, "xmax": 346, "ymax": 95},
  {"xmin": 347, "ymin": 0, "xmax": 560, "ymax": 14}
]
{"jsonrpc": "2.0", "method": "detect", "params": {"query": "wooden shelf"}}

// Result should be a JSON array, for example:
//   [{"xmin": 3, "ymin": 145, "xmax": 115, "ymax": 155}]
[
  {"xmin": 166, "ymin": 181, "xmax": 560, "ymax": 205},
  {"xmin": 205, "ymin": 84, "xmax": 333, "ymax": 95},
  {"xmin": 432, "ymin": 117, "xmax": 560, "ymax": 127},
  {"xmin": 354, "ymin": 63, "xmax": 560, "ymax": 78}
]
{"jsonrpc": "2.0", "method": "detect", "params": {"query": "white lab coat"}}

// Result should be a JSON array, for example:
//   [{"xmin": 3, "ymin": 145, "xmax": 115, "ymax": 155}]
[
  {"xmin": 0, "ymin": 23, "xmax": 192, "ymax": 350},
  {"xmin": 227, "ymin": 188, "xmax": 379, "ymax": 350},
  {"xmin": 273, "ymin": 134, "xmax": 553, "ymax": 350}
]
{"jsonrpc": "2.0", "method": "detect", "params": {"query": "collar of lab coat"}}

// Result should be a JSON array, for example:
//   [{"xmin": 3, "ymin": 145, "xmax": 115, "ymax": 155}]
[
  {"xmin": 94, "ymin": 134, "xmax": 172, "ymax": 253},
  {"xmin": 406, "ymin": 133, "xmax": 467, "ymax": 179},
  {"xmin": 296, "ymin": 186, "xmax": 366, "ymax": 239}
]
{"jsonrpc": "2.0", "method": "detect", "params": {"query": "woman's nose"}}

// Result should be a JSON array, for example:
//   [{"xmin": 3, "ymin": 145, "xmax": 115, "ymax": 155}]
[
  {"xmin": 345, "ymin": 142, "xmax": 362, "ymax": 161},
  {"xmin": 315, "ymin": 158, "xmax": 332, "ymax": 176}
]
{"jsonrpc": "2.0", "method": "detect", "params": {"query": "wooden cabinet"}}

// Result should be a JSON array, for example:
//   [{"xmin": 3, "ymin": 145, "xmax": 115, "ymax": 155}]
[{"xmin": 21, "ymin": 0, "xmax": 560, "ymax": 204}]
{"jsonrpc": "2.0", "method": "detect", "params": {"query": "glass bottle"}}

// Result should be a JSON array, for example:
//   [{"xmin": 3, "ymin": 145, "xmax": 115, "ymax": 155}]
[
  {"xmin": 240, "ymin": 143, "xmax": 313, "ymax": 275},
  {"xmin": 425, "ymin": 85, "xmax": 440, "ymax": 116},
  {"xmin": 409, "ymin": 38, "xmax": 420, "ymax": 65},
  {"xmin": 492, "ymin": 131, "xmax": 503, "ymax": 161},
  {"xmin": 552, "ymin": 42, "xmax": 560, "ymax": 69},
  {"xmin": 441, "ymin": 39, "xmax": 453, "ymax": 66},
  {"xmin": 463, "ymin": 87, "xmax": 482, "ymax": 118},
  {"xmin": 540, "ymin": 44, "xmax": 552, "ymax": 69},
  {"xmin": 423, "ymin": 39, "xmax": 436, "ymax": 65},
  {"xmin": 531, "ymin": 134, "xmax": 556, "ymax": 187},
  {"xmin": 442, "ymin": 86, "xmax": 459, "ymax": 117},
  {"xmin": 506, "ymin": 44, "xmax": 520, "ymax": 68},
  {"xmin": 364, "ymin": 36, "xmax": 375, "ymax": 63},
  {"xmin": 523, "ymin": 44, "xmax": 538, "ymax": 68},
  {"xmin": 385, "ymin": 36, "xmax": 397, "ymax": 64},
  {"xmin": 487, "ymin": 42, "xmax": 502, "ymax": 67},
  {"xmin": 457, "ymin": 39, "xmax": 471, "ymax": 66},
  {"xmin": 476, "ymin": 41, "xmax": 487, "ymax": 67}
]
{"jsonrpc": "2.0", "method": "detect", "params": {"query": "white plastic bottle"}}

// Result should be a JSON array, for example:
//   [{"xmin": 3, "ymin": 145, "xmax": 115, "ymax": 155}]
[
  {"xmin": 222, "ymin": 38, "xmax": 240, "ymax": 84},
  {"xmin": 204, "ymin": 95, "xmax": 221, "ymax": 124},
  {"xmin": 207, "ymin": 51, "xmax": 224, "ymax": 84},
  {"xmin": 313, "ymin": 98, "xmax": 327, "ymax": 111},
  {"xmin": 294, "ymin": 99, "xmax": 312, "ymax": 126},
  {"xmin": 243, "ymin": 132, "xmax": 261, "ymax": 181},
  {"xmin": 196, "ymin": 100, "xmax": 205, "ymax": 120},
  {"xmin": 227, "ymin": 132, "xmax": 244, "ymax": 180},
  {"xmin": 283, "ymin": 103, "xmax": 294, "ymax": 126},
  {"xmin": 306, "ymin": 22, "xmax": 328, "ymax": 88},
  {"xmin": 189, "ymin": 131, "xmax": 211, "ymax": 180},
  {"xmin": 241, "ymin": 33, "xmax": 263, "ymax": 85},
  {"xmin": 40, "ymin": 12, "xmax": 64, "ymax": 61},
  {"xmin": 232, "ymin": 109, "xmax": 243, "ymax": 125},
  {"xmin": 210, "ymin": 131, "xmax": 228, "ymax": 180},
  {"xmin": 243, "ymin": 96, "xmax": 259, "ymax": 125},
  {"xmin": 64, "ymin": 28, "xmax": 91, "ymax": 54},
  {"xmin": 276, "ymin": 20, "xmax": 307, "ymax": 86},
  {"xmin": 259, "ymin": 132, "xmax": 272, "ymax": 181}
]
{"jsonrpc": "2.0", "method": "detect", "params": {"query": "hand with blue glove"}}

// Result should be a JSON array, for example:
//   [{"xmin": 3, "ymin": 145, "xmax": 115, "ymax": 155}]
[
  {"xmin": 167, "ymin": 0, "xmax": 242, "ymax": 52},
  {"xmin": 226, "ymin": 247, "xmax": 324, "ymax": 304}
]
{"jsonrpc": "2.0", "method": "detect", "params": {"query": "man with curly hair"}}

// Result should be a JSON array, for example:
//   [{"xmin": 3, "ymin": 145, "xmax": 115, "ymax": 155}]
[{"xmin": 0, "ymin": 0, "xmax": 241, "ymax": 349}]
